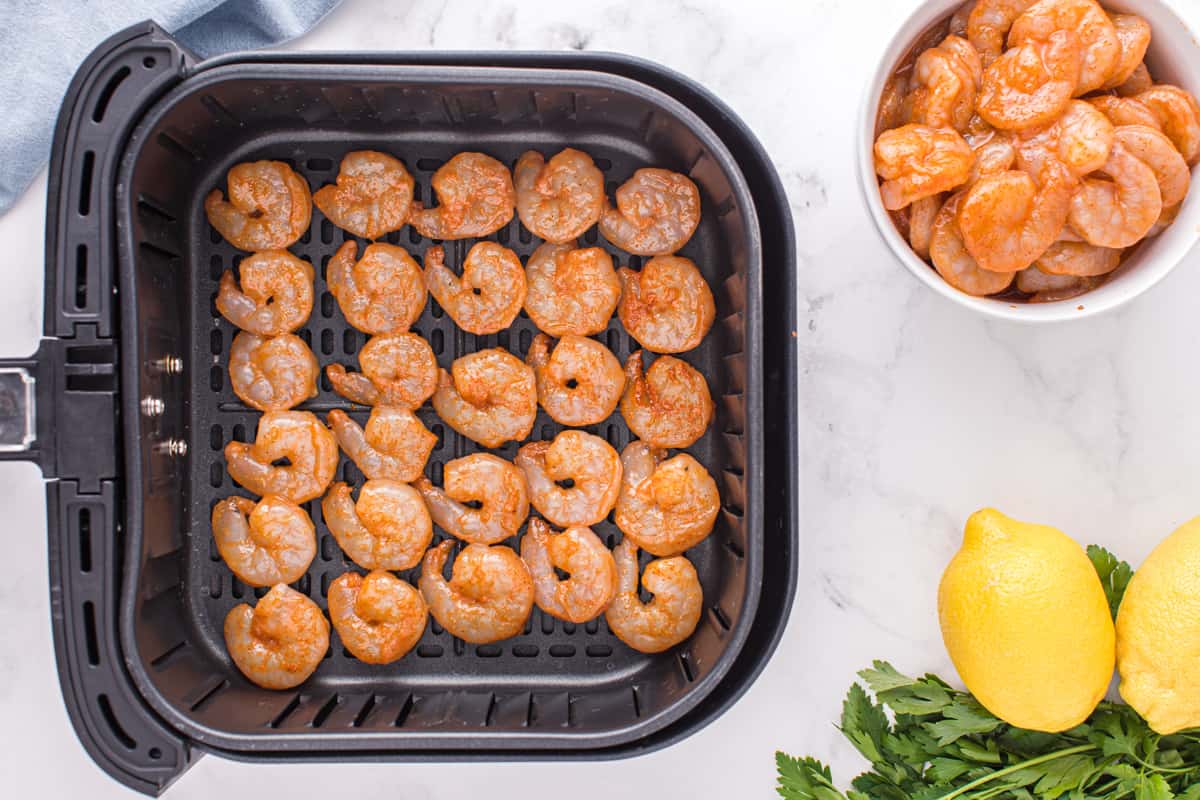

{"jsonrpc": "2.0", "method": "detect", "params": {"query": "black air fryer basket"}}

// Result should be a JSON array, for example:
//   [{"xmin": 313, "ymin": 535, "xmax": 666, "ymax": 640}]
[{"xmin": 0, "ymin": 23, "xmax": 798, "ymax": 794}]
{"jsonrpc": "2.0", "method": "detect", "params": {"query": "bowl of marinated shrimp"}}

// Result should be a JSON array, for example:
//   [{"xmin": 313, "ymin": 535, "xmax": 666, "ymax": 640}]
[{"xmin": 860, "ymin": 0, "xmax": 1200, "ymax": 321}]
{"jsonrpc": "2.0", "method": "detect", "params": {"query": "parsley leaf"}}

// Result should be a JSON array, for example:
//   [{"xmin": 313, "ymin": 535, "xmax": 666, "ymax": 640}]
[
  {"xmin": 1087, "ymin": 545, "xmax": 1135, "ymax": 619},
  {"xmin": 775, "ymin": 752, "xmax": 849, "ymax": 800},
  {"xmin": 841, "ymin": 683, "xmax": 890, "ymax": 764}
]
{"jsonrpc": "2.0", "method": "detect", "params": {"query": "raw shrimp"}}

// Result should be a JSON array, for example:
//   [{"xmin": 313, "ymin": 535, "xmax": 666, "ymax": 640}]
[
  {"xmin": 1068, "ymin": 141, "xmax": 1162, "ymax": 248},
  {"xmin": 598, "ymin": 168, "xmax": 701, "ymax": 256},
  {"xmin": 874, "ymin": 124, "xmax": 974, "ymax": 209},
  {"xmin": 322, "ymin": 480, "xmax": 433, "ymax": 571},
  {"xmin": 1135, "ymin": 85, "xmax": 1200, "ymax": 164},
  {"xmin": 228, "ymin": 331, "xmax": 318, "ymax": 412},
  {"xmin": 941, "ymin": 34, "xmax": 984, "ymax": 87},
  {"xmin": 326, "ymin": 332, "xmax": 438, "ymax": 409},
  {"xmin": 225, "ymin": 411, "xmax": 338, "ymax": 503},
  {"xmin": 909, "ymin": 195, "xmax": 943, "ymax": 260},
  {"xmin": 423, "ymin": 243, "xmax": 526, "ymax": 335},
  {"xmin": 1016, "ymin": 100, "xmax": 1113, "ymax": 176},
  {"xmin": 205, "ymin": 161, "xmax": 311, "ymax": 251},
  {"xmin": 514, "ymin": 149, "xmax": 605, "ymax": 243},
  {"xmin": 1008, "ymin": 0, "xmax": 1119, "ymax": 95},
  {"xmin": 877, "ymin": 72, "xmax": 913, "ymax": 134},
  {"xmin": 1016, "ymin": 265, "xmax": 1101, "ymax": 300},
  {"xmin": 614, "ymin": 442, "xmax": 719, "ymax": 558},
  {"xmin": 1089, "ymin": 95, "xmax": 1162, "ymax": 131},
  {"xmin": 313, "ymin": 150, "xmax": 414, "ymax": 240},
  {"xmin": 1034, "ymin": 240, "xmax": 1121, "ymax": 276},
  {"xmin": 1115, "ymin": 62, "xmax": 1152, "ymax": 96},
  {"xmin": 224, "ymin": 584, "xmax": 328, "ymax": 690},
  {"xmin": 1148, "ymin": 201, "xmax": 1182, "ymax": 237},
  {"xmin": 912, "ymin": 38, "xmax": 979, "ymax": 132},
  {"xmin": 520, "ymin": 518, "xmax": 617, "ymax": 623},
  {"xmin": 413, "ymin": 453, "xmax": 529, "ymax": 545},
  {"xmin": 620, "ymin": 351, "xmax": 714, "ymax": 450},
  {"xmin": 929, "ymin": 192, "xmax": 1016, "ymax": 296},
  {"xmin": 968, "ymin": 132, "xmax": 1018, "ymax": 185},
  {"xmin": 515, "ymin": 430, "xmax": 622, "ymax": 529},
  {"xmin": 975, "ymin": 30, "xmax": 1082, "ymax": 130},
  {"xmin": 211, "ymin": 495, "xmax": 316, "ymax": 586},
  {"xmin": 326, "ymin": 241, "xmax": 426, "ymax": 335},
  {"xmin": 409, "ymin": 152, "xmax": 515, "ymax": 239},
  {"xmin": 949, "ymin": 1, "xmax": 975, "ymax": 38},
  {"xmin": 968, "ymin": 0, "xmax": 1033, "ymax": 65},
  {"xmin": 604, "ymin": 540, "xmax": 702, "ymax": 654},
  {"xmin": 216, "ymin": 250, "xmax": 314, "ymax": 336},
  {"xmin": 617, "ymin": 256, "xmax": 715, "ymax": 354},
  {"xmin": 527, "ymin": 334, "xmax": 624, "ymax": 427},
  {"xmin": 431, "ymin": 348, "xmax": 537, "ymax": 448},
  {"xmin": 523, "ymin": 242, "xmax": 621, "ymax": 337},
  {"xmin": 327, "ymin": 407, "xmax": 437, "ymax": 483},
  {"xmin": 1101, "ymin": 14, "xmax": 1151, "ymax": 90},
  {"xmin": 419, "ymin": 541, "xmax": 534, "ymax": 644},
  {"xmin": 1113, "ymin": 125, "xmax": 1190, "ymax": 208},
  {"xmin": 327, "ymin": 571, "xmax": 427, "ymax": 664}
]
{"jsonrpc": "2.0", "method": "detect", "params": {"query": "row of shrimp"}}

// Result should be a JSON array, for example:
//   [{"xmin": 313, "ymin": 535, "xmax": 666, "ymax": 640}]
[{"xmin": 873, "ymin": 0, "xmax": 1199, "ymax": 300}]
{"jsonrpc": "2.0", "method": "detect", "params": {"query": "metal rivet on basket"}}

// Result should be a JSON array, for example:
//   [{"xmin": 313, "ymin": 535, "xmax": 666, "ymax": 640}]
[
  {"xmin": 151, "ymin": 355, "xmax": 184, "ymax": 375},
  {"xmin": 140, "ymin": 396, "xmax": 165, "ymax": 417},
  {"xmin": 154, "ymin": 438, "xmax": 188, "ymax": 457}
]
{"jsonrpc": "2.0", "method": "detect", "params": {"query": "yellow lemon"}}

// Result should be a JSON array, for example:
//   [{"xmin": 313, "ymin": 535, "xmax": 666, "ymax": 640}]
[
  {"xmin": 938, "ymin": 508, "xmax": 1115, "ymax": 732},
  {"xmin": 1116, "ymin": 516, "xmax": 1200, "ymax": 734}
]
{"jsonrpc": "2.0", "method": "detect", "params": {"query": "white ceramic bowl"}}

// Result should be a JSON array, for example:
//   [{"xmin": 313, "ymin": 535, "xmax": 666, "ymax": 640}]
[{"xmin": 858, "ymin": 0, "xmax": 1200, "ymax": 322}]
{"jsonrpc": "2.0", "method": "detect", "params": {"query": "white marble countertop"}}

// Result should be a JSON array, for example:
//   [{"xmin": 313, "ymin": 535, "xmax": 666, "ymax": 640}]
[{"xmin": 4, "ymin": 0, "xmax": 1200, "ymax": 796}]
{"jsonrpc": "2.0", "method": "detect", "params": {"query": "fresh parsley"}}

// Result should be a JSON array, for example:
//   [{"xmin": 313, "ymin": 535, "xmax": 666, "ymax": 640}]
[{"xmin": 1087, "ymin": 545, "xmax": 1134, "ymax": 620}]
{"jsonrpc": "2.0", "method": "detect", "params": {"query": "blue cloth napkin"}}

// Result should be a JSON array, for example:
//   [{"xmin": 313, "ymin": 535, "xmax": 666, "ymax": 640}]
[{"xmin": 0, "ymin": 0, "xmax": 341, "ymax": 213}]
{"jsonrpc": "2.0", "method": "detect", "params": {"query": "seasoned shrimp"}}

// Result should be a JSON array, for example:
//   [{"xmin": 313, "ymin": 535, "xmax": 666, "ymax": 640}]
[
  {"xmin": 975, "ymin": 30, "xmax": 1081, "ymax": 130},
  {"xmin": 229, "ymin": 332, "xmax": 318, "ymax": 412},
  {"xmin": 1008, "ymin": 0, "xmax": 1119, "ymax": 95},
  {"xmin": 1034, "ymin": 240, "xmax": 1121, "ymax": 276},
  {"xmin": 225, "ymin": 411, "xmax": 338, "ymax": 504},
  {"xmin": 327, "ymin": 241, "xmax": 426, "ymax": 335},
  {"xmin": 327, "ymin": 407, "xmax": 436, "ymax": 483},
  {"xmin": 941, "ymin": 34, "xmax": 984, "ymax": 87},
  {"xmin": 205, "ymin": 161, "xmax": 311, "ymax": 251},
  {"xmin": 413, "ymin": 453, "xmax": 529, "ymax": 545},
  {"xmin": 524, "ymin": 242, "xmax": 621, "ymax": 337},
  {"xmin": 617, "ymin": 256, "xmax": 715, "ymax": 354},
  {"xmin": 599, "ymin": 168, "xmax": 701, "ymax": 256},
  {"xmin": 432, "ymin": 348, "xmax": 537, "ymax": 448},
  {"xmin": 521, "ymin": 518, "xmax": 617, "ymax": 623},
  {"xmin": 326, "ymin": 332, "xmax": 438, "ymax": 409},
  {"xmin": 1089, "ymin": 95, "xmax": 1162, "ymax": 131},
  {"xmin": 949, "ymin": 1, "xmax": 975, "ymax": 38},
  {"xmin": 604, "ymin": 540, "xmax": 702, "ymax": 654},
  {"xmin": 514, "ymin": 149, "xmax": 605, "ymax": 243},
  {"xmin": 968, "ymin": 131, "xmax": 1018, "ymax": 185},
  {"xmin": 527, "ymin": 334, "xmax": 624, "ymax": 427},
  {"xmin": 1115, "ymin": 61, "xmax": 1152, "ymax": 96},
  {"xmin": 614, "ymin": 442, "xmax": 719, "ymax": 558},
  {"xmin": 313, "ymin": 150, "xmax": 414, "ymax": 240},
  {"xmin": 409, "ymin": 152, "xmax": 515, "ymax": 239},
  {"xmin": 930, "ymin": 192, "xmax": 1016, "ymax": 296},
  {"xmin": 1135, "ymin": 85, "xmax": 1200, "ymax": 165},
  {"xmin": 1016, "ymin": 100, "xmax": 1113, "ymax": 176},
  {"xmin": 620, "ymin": 351, "xmax": 714, "ymax": 450},
  {"xmin": 327, "ymin": 571, "xmax": 427, "ymax": 664},
  {"xmin": 874, "ymin": 124, "xmax": 974, "ymax": 209},
  {"xmin": 1068, "ymin": 141, "xmax": 1162, "ymax": 248},
  {"xmin": 877, "ymin": 72, "xmax": 913, "ymax": 134},
  {"xmin": 216, "ymin": 250, "xmax": 314, "ymax": 336},
  {"xmin": 1113, "ymin": 125, "xmax": 1190, "ymax": 208},
  {"xmin": 1101, "ymin": 14, "xmax": 1151, "ymax": 90},
  {"xmin": 515, "ymin": 430, "xmax": 622, "ymax": 528},
  {"xmin": 419, "ymin": 541, "xmax": 534, "ymax": 644},
  {"xmin": 1016, "ymin": 265, "xmax": 1100, "ymax": 300},
  {"xmin": 224, "ymin": 584, "xmax": 328, "ymax": 690},
  {"xmin": 211, "ymin": 495, "xmax": 316, "ymax": 587},
  {"xmin": 322, "ymin": 480, "xmax": 433, "ymax": 571},
  {"xmin": 909, "ymin": 195, "xmax": 943, "ymax": 260},
  {"xmin": 1149, "ymin": 201, "xmax": 1182, "ymax": 237},
  {"xmin": 968, "ymin": 0, "xmax": 1033, "ymax": 66},
  {"xmin": 423, "ymin": 243, "xmax": 526, "ymax": 335},
  {"xmin": 912, "ymin": 37, "xmax": 979, "ymax": 132}
]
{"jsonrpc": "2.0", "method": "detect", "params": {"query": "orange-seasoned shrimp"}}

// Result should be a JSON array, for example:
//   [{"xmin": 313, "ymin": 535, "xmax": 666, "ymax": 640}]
[
  {"xmin": 1149, "ymin": 201, "xmax": 1182, "ymax": 237},
  {"xmin": 327, "ymin": 241, "xmax": 426, "ymax": 335},
  {"xmin": 225, "ymin": 411, "xmax": 338, "ymax": 503},
  {"xmin": 599, "ymin": 168, "xmax": 701, "ymax": 256},
  {"xmin": 968, "ymin": 0, "xmax": 1033, "ymax": 66},
  {"xmin": 1035, "ymin": 240, "xmax": 1121, "ymax": 276},
  {"xmin": 942, "ymin": 34, "xmax": 984, "ymax": 87},
  {"xmin": 413, "ymin": 453, "xmax": 529, "ymax": 545},
  {"xmin": 1008, "ymin": 0, "xmax": 1119, "ymax": 95},
  {"xmin": 224, "ymin": 584, "xmax": 328, "ymax": 690},
  {"xmin": 1016, "ymin": 265, "xmax": 1101, "ymax": 300},
  {"xmin": 327, "ymin": 407, "xmax": 436, "ymax": 483},
  {"xmin": 1135, "ymin": 85, "xmax": 1200, "ymax": 165},
  {"xmin": 515, "ymin": 430, "xmax": 622, "ymax": 529},
  {"xmin": 1016, "ymin": 100, "xmax": 1113, "ymax": 177},
  {"xmin": 520, "ymin": 518, "xmax": 617, "ymax": 623},
  {"xmin": 605, "ymin": 540, "xmax": 702, "ymax": 654},
  {"xmin": 431, "ymin": 349, "xmax": 537, "ymax": 449},
  {"xmin": 1068, "ymin": 141, "xmax": 1162, "ymax": 248},
  {"xmin": 326, "ymin": 333, "xmax": 438, "ymax": 409},
  {"xmin": 949, "ymin": 1, "xmax": 975, "ymax": 37},
  {"xmin": 1089, "ymin": 95, "xmax": 1162, "ymax": 131},
  {"xmin": 975, "ymin": 30, "xmax": 1081, "ymax": 130},
  {"xmin": 1101, "ymin": 14, "xmax": 1151, "ymax": 90},
  {"xmin": 322, "ymin": 480, "xmax": 433, "ymax": 571},
  {"xmin": 912, "ymin": 37, "xmax": 979, "ymax": 132},
  {"xmin": 419, "ymin": 541, "xmax": 533, "ymax": 644},
  {"xmin": 514, "ymin": 149, "xmax": 605, "ymax": 243},
  {"xmin": 909, "ymin": 195, "xmax": 943, "ymax": 260},
  {"xmin": 874, "ymin": 124, "xmax": 974, "ymax": 209},
  {"xmin": 617, "ymin": 256, "xmax": 715, "ymax": 354},
  {"xmin": 1114, "ymin": 125, "xmax": 1190, "ymax": 209},
  {"xmin": 1115, "ymin": 62, "xmax": 1152, "ymax": 96},
  {"xmin": 527, "ymin": 334, "xmax": 624, "ymax": 427},
  {"xmin": 205, "ymin": 161, "xmax": 311, "ymax": 251},
  {"xmin": 423, "ymin": 243, "xmax": 526, "ymax": 335},
  {"xmin": 409, "ymin": 152, "xmax": 515, "ymax": 240},
  {"xmin": 313, "ymin": 150, "xmax": 414, "ymax": 240},
  {"xmin": 930, "ymin": 193, "xmax": 1017, "ymax": 296},
  {"xmin": 327, "ymin": 571, "xmax": 427, "ymax": 664},
  {"xmin": 524, "ymin": 242, "xmax": 621, "ymax": 337},
  {"xmin": 877, "ymin": 72, "xmax": 914, "ymax": 134},
  {"xmin": 968, "ymin": 131, "xmax": 1018, "ymax": 185},
  {"xmin": 614, "ymin": 442, "xmax": 719, "ymax": 558},
  {"xmin": 216, "ymin": 250, "xmax": 314, "ymax": 336},
  {"xmin": 211, "ymin": 495, "xmax": 316, "ymax": 586},
  {"xmin": 229, "ymin": 332, "xmax": 318, "ymax": 412},
  {"xmin": 620, "ymin": 351, "xmax": 714, "ymax": 450}
]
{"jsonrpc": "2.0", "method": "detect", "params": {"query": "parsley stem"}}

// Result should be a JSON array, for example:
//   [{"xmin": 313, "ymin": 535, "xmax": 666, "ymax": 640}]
[{"xmin": 933, "ymin": 743, "xmax": 1097, "ymax": 800}]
